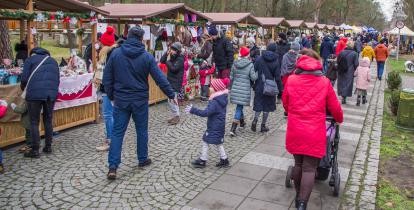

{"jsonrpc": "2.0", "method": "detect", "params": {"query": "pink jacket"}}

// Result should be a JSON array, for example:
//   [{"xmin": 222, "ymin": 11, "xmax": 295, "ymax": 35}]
[{"xmin": 354, "ymin": 57, "xmax": 371, "ymax": 90}]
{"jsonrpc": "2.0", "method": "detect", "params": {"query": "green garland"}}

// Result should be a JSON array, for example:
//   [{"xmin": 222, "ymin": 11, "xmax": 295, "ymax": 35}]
[
  {"xmin": 0, "ymin": 9, "xmax": 90, "ymax": 20},
  {"xmin": 147, "ymin": 17, "xmax": 207, "ymax": 27},
  {"xmin": 236, "ymin": 24, "xmax": 258, "ymax": 30}
]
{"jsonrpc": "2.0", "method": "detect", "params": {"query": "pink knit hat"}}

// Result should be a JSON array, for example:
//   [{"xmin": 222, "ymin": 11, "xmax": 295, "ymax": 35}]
[{"xmin": 210, "ymin": 78, "xmax": 230, "ymax": 91}]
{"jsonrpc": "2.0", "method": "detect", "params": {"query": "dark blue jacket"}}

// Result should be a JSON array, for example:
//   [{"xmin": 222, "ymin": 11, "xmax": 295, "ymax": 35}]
[
  {"xmin": 190, "ymin": 93, "xmax": 228, "ymax": 145},
  {"xmin": 302, "ymin": 37, "xmax": 311, "ymax": 49},
  {"xmin": 103, "ymin": 37, "xmax": 175, "ymax": 109},
  {"xmin": 21, "ymin": 48, "xmax": 60, "ymax": 101},
  {"xmin": 320, "ymin": 37, "xmax": 335, "ymax": 59}
]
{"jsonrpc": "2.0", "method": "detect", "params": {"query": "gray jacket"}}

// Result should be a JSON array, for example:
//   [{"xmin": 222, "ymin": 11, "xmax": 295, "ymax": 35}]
[{"xmin": 230, "ymin": 58, "xmax": 258, "ymax": 106}]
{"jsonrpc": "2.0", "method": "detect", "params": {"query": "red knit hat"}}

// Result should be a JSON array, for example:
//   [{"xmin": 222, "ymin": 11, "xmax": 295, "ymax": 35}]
[
  {"xmin": 100, "ymin": 26, "xmax": 115, "ymax": 46},
  {"xmin": 239, "ymin": 46, "xmax": 250, "ymax": 57},
  {"xmin": 211, "ymin": 78, "xmax": 230, "ymax": 92}
]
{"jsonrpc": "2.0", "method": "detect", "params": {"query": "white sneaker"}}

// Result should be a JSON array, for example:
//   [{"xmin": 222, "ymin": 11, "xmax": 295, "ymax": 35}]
[{"xmin": 96, "ymin": 142, "xmax": 109, "ymax": 151}]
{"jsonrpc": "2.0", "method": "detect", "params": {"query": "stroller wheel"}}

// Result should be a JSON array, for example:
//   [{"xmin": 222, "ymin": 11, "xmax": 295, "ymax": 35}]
[
  {"xmin": 333, "ymin": 173, "xmax": 341, "ymax": 197},
  {"xmin": 285, "ymin": 166, "xmax": 293, "ymax": 188}
]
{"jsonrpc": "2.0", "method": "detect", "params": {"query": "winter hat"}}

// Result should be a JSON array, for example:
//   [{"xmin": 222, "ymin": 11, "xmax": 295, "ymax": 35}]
[
  {"xmin": 100, "ymin": 26, "xmax": 115, "ymax": 46},
  {"xmin": 239, "ymin": 46, "xmax": 250, "ymax": 57},
  {"xmin": 0, "ymin": 100, "xmax": 8, "ymax": 118},
  {"xmin": 278, "ymin": 32, "xmax": 287, "ymax": 41},
  {"xmin": 208, "ymin": 26, "xmax": 218, "ymax": 36},
  {"xmin": 266, "ymin": 42, "xmax": 277, "ymax": 52},
  {"xmin": 211, "ymin": 78, "xmax": 230, "ymax": 92},
  {"xmin": 171, "ymin": 42, "xmax": 182, "ymax": 52},
  {"xmin": 346, "ymin": 41, "xmax": 354, "ymax": 49},
  {"xmin": 291, "ymin": 41, "xmax": 301, "ymax": 53},
  {"xmin": 128, "ymin": 26, "xmax": 145, "ymax": 40}
]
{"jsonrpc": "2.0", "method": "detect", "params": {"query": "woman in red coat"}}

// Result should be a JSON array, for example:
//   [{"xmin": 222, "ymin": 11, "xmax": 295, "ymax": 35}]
[
  {"xmin": 335, "ymin": 36, "xmax": 348, "ymax": 56},
  {"xmin": 282, "ymin": 49, "xmax": 343, "ymax": 210}
]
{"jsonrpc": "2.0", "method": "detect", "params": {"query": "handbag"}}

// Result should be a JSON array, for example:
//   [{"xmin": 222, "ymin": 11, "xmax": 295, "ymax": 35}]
[
  {"xmin": 21, "ymin": 56, "xmax": 49, "ymax": 99},
  {"xmin": 262, "ymin": 64, "xmax": 279, "ymax": 97}
]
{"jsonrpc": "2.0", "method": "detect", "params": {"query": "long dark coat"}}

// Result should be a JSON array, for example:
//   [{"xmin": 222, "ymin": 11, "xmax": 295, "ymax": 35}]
[
  {"xmin": 253, "ymin": 50, "xmax": 282, "ymax": 112},
  {"xmin": 337, "ymin": 48, "xmax": 359, "ymax": 97}
]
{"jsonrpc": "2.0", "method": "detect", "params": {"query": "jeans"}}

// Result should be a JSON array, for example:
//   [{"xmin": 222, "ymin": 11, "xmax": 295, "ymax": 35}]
[
  {"xmin": 292, "ymin": 155, "xmax": 320, "ymax": 201},
  {"xmin": 234, "ymin": 104, "xmax": 244, "ymax": 121},
  {"xmin": 108, "ymin": 103, "xmax": 149, "ymax": 169},
  {"xmin": 377, "ymin": 61, "xmax": 385, "ymax": 80},
  {"xmin": 25, "ymin": 129, "xmax": 32, "ymax": 147},
  {"xmin": 322, "ymin": 58, "xmax": 329, "ymax": 75},
  {"xmin": 27, "ymin": 99, "xmax": 55, "ymax": 151},
  {"xmin": 0, "ymin": 149, "xmax": 2, "ymax": 164},
  {"xmin": 102, "ymin": 95, "xmax": 114, "ymax": 140},
  {"xmin": 168, "ymin": 93, "xmax": 180, "ymax": 117}
]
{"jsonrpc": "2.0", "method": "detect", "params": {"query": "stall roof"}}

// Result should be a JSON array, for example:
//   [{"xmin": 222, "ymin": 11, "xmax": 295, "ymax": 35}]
[
  {"xmin": 256, "ymin": 17, "xmax": 288, "ymax": 27},
  {"xmin": 304, "ymin": 22, "xmax": 317, "ymax": 29},
  {"xmin": 202, "ymin": 13, "xmax": 261, "ymax": 25},
  {"xmin": 99, "ymin": 3, "xmax": 209, "ymax": 20},
  {"xmin": 316, "ymin": 24, "xmax": 327, "ymax": 29},
  {"xmin": 285, "ymin": 20, "xmax": 305, "ymax": 28},
  {"xmin": 0, "ymin": 0, "xmax": 108, "ymax": 14},
  {"xmin": 326, "ymin": 25, "xmax": 335, "ymax": 30}
]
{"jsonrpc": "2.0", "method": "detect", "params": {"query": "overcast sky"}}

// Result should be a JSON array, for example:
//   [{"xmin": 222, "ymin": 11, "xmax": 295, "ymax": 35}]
[{"xmin": 377, "ymin": 0, "xmax": 395, "ymax": 20}]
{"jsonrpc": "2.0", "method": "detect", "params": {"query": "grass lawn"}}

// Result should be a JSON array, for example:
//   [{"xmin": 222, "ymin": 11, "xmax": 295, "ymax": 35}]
[
  {"xmin": 387, "ymin": 59, "xmax": 407, "ymax": 74},
  {"xmin": 376, "ymin": 65, "xmax": 414, "ymax": 209}
]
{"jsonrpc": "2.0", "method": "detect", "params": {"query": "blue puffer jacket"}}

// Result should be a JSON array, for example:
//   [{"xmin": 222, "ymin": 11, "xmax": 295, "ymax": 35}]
[
  {"xmin": 319, "ymin": 37, "xmax": 335, "ymax": 59},
  {"xmin": 190, "ymin": 92, "xmax": 228, "ymax": 145},
  {"xmin": 103, "ymin": 37, "xmax": 175, "ymax": 109},
  {"xmin": 21, "ymin": 48, "xmax": 60, "ymax": 101}
]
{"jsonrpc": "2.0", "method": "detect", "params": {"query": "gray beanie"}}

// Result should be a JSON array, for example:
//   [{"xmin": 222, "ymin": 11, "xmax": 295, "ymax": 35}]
[
  {"xmin": 127, "ymin": 26, "xmax": 145, "ymax": 40},
  {"xmin": 291, "ymin": 41, "xmax": 301, "ymax": 52},
  {"xmin": 171, "ymin": 42, "xmax": 182, "ymax": 52}
]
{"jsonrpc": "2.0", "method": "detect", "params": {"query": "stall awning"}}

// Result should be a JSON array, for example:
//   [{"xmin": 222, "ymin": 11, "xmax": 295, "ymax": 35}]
[
  {"xmin": 286, "ymin": 20, "xmax": 305, "ymax": 28},
  {"xmin": 316, "ymin": 24, "xmax": 327, "ymax": 30},
  {"xmin": 99, "ymin": 3, "xmax": 210, "ymax": 21},
  {"xmin": 388, "ymin": 26, "xmax": 414, "ymax": 37},
  {"xmin": 304, "ymin": 22, "xmax": 317, "ymax": 29},
  {"xmin": 0, "ymin": 0, "xmax": 108, "ymax": 14},
  {"xmin": 256, "ymin": 17, "xmax": 288, "ymax": 27},
  {"xmin": 326, "ymin": 25, "xmax": 335, "ymax": 30},
  {"xmin": 202, "ymin": 13, "xmax": 260, "ymax": 25}
]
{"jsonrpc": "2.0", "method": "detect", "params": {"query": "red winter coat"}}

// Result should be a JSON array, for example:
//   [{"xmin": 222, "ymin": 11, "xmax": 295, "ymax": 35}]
[
  {"xmin": 282, "ymin": 55, "xmax": 344, "ymax": 158},
  {"xmin": 335, "ymin": 37, "xmax": 348, "ymax": 56},
  {"xmin": 199, "ymin": 65, "xmax": 215, "ymax": 86}
]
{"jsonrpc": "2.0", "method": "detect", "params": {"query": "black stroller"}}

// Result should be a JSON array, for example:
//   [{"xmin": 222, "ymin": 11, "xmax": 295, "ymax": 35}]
[{"xmin": 285, "ymin": 116, "xmax": 341, "ymax": 196}]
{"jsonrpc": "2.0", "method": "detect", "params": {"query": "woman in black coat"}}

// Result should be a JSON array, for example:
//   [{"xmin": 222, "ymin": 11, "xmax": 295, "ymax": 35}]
[{"xmin": 252, "ymin": 43, "xmax": 282, "ymax": 132}]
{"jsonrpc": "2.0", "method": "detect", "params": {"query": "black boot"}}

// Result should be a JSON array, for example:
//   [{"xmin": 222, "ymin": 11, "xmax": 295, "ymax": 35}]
[
  {"xmin": 341, "ymin": 97, "xmax": 346, "ymax": 104},
  {"xmin": 230, "ymin": 122, "xmax": 238, "ymax": 137},
  {"xmin": 191, "ymin": 158, "xmax": 206, "ymax": 168},
  {"xmin": 24, "ymin": 150, "xmax": 40, "ymax": 158},
  {"xmin": 362, "ymin": 96, "xmax": 367, "ymax": 104},
  {"xmin": 215, "ymin": 158, "xmax": 230, "ymax": 168},
  {"xmin": 42, "ymin": 145, "xmax": 52, "ymax": 154},
  {"xmin": 295, "ymin": 194, "xmax": 300, "ymax": 208},
  {"xmin": 251, "ymin": 119, "xmax": 258, "ymax": 132},
  {"xmin": 239, "ymin": 118, "xmax": 246, "ymax": 128},
  {"xmin": 297, "ymin": 200, "xmax": 307, "ymax": 210},
  {"xmin": 356, "ymin": 96, "xmax": 361, "ymax": 106},
  {"xmin": 260, "ymin": 124, "xmax": 269, "ymax": 133}
]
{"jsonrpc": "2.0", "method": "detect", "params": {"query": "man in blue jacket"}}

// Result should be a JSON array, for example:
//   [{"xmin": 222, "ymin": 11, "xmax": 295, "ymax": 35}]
[
  {"xmin": 319, "ymin": 36, "xmax": 335, "ymax": 74},
  {"xmin": 103, "ymin": 26, "xmax": 177, "ymax": 180}
]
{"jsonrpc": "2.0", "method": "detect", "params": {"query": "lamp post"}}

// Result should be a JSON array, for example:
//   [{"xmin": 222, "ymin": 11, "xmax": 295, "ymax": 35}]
[{"xmin": 393, "ymin": 1, "xmax": 407, "ymax": 61}]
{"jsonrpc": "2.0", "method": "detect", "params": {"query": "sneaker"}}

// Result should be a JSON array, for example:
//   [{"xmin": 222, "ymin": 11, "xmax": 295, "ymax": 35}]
[
  {"xmin": 168, "ymin": 116, "xmax": 180, "ymax": 125},
  {"xmin": 107, "ymin": 168, "xmax": 117, "ymax": 180},
  {"xmin": 191, "ymin": 158, "xmax": 206, "ymax": 168},
  {"xmin": 215, "ymin": 158, "xmax": 230, "ymax": 168},
  {"xmin": 24, "ymin": 150, "xmax": 40, "ymax": 158},
  {"xmin": 138, "ymin": 159, "xmax": 152, "ymax": 168},
  {"xmin": 42, "ymin": 146, "xmax": 52, "ymax": 154},
  {"xmin": 0, "ymin": 163, "xmax": 4, "ymax": 174},
  {"xmin": 96, "ymin": 142, "xmax": 110, "ymax": 152}
]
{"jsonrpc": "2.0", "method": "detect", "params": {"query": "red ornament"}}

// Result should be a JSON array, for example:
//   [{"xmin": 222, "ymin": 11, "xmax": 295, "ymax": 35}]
[
  {"xmin": 186, "ymin": 87, "xmax": 191, "ymax": 93},
  {"xmin": 63, "ymin": 17, "xmax": 70, "ymax": 23},
  {"xmin": 195, "ymin": 85, "xmax": 199, "ymax": 89},
  {"xmin": 50, "ymin": 14, "xmax": 55, "ymax": 20}
]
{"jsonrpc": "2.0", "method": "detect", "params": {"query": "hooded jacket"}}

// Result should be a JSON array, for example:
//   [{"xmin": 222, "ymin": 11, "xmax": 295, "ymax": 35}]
[
  {"xmin": 281, "ymin": 50, "xmax": 298, "ymax": 77},
  {"xmin": 282, "ymin": 55, "xmax": 343, "ymax": 158},
  {"xmin": 21, "ymin": 47, "xmax": 60, "ymax": 101},
  {"xmin": 320, "ymin": 37, "xmax": 335, "ymax": 59},
  {"xmin": 374, "ymin": 44, "xmax": 389, "ymax": 62},
  {"xmin": 103, "ymin": 37, "xmax": 175, "ymax": 109},
  {"xmin": 212, "ymin": 37, "xmax": 234, "ymax": 70},
  {"xmin": 190, "ymin": 91, "xmax": 228, "ymax": 145},
  {"xmin": 362, "ymin": 45, "xmax": 376, "ymax": 61},
  {"xmin": 354, "ymin": 57, "xmax": 371, "ymax": 90},
  {"xmin": 230, "ymin": 58, "xmax": 258, "ymax": 106},
  {"xmin": 335, "ymin": 37, "xmax": 348, "ymax": 56},
  {"xmin": 160, "ymin": 52, "xmax": 184, "ymax": 92}
]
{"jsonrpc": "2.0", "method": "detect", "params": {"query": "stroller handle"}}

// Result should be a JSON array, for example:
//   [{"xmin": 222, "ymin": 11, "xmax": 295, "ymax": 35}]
[{"xmin": 326, "ymin": 115, "xmax": 336, "ymax": 123}]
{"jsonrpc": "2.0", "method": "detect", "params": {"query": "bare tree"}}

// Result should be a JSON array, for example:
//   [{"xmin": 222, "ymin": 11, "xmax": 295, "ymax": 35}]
[{"xmin": 0, "ymin": 20, "xmax": 13, "ymax": 60}]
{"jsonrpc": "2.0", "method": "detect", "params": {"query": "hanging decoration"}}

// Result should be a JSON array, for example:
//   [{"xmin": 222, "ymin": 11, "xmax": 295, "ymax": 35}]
[
  {"xmin": 147, "ymin": 17, "xmax": 207, "ymax": 27},
  {"xmin": 0, "ymin": 9, "xmax": 92, "ymax": 21},
  {"xmin": 63, "ymin": 16, "xmax": 70, "ymax": 23},
  {"xmin": 35, "ymin": 13, "xmax": 46, "ymax": 22},
  {"xmin": 70, "ymin": 17, "xmax": 78, "ymax": 25},
  {"xmin": 236, "ymin": 24, "xmax": 258, "ymax": 30}
]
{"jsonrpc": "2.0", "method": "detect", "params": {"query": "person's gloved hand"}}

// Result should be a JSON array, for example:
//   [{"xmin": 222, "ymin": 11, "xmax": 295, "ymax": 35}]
[
  {"xmin": 185, "ymin": 104, "xmax": 193, "ymax": 114},
  {"xmin": 10, "ymin": 103, "xmax": 17, "ymax": 110}
]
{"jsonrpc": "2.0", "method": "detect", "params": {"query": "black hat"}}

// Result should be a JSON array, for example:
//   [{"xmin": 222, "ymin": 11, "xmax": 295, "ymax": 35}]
[
  {"xmin": 278, "ymin": 32, "xmax": 287, "ymax": 41},
  {"xmin": 128, "ymin": 26, "xmax": 145, "ymax": 40}
]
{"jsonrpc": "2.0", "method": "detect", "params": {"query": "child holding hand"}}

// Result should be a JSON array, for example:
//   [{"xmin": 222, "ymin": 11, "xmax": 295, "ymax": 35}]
[
  {"xmin": 185, "ymin": 78, "xmax": 230, "ymax": 168},
  {"xmin": 198, "ymin": 60, "xmax": 216, "ymax": 101},
  {"xmin": 354, "ymin": 57, "xmax": 371, "ymax": 106}
]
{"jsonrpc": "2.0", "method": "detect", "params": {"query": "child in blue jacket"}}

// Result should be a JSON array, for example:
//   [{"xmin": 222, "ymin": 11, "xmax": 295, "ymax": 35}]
[{"xmin": 185, "ymin": 78, "xmax": 230, "ymax": 168}]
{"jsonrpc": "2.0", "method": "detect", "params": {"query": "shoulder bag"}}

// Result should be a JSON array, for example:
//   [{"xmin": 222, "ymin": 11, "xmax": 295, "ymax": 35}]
[
  {"xmin": 262, "ymin": 62, "xmax": 279, "ymax": 97},
  {"xmin": 21, "ymin": 56, "xmax": 49, "ymax": 99}
]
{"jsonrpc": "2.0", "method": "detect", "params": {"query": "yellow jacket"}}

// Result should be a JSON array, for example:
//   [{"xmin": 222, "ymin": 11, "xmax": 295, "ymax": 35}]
[{"xmin": 361, "ymin": 46, "xmax": 376, "ymax": 61}]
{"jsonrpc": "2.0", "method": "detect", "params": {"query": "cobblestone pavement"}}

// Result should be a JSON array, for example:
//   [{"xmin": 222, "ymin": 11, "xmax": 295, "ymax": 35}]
[{"xmin": 0, "ymin": 100, "xmax": 285, "ymax": 209}]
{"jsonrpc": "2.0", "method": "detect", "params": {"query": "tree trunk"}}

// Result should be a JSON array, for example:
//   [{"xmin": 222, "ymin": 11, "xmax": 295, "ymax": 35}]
[
  {"xmin": 0, "ymin": 20, "xmax": 13, "ymax": 60},
  {"xmin": 219, "ymin": 0, "xmax": 226, "ymax": 12},
  {"xmin": 245, "ymin": 0, "xmax": 249, "ymax": 12},
  {"xmin": 271, "ymin": 0, "xmax": 280, "ymax": 17},
  {"xmin": 209, "ymin": 0, "xmax": 216, "ymax": 12},
  {"xmin": 313, "ymin": 0, "xmax": 325, "ymax": 23}
]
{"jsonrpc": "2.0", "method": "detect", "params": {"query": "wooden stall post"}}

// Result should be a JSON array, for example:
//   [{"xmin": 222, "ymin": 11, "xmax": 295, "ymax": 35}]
[
  {"xmin": 26, "ymin": 0, "xmax": 34, "ymax": 55},
  {"xmin": 20, "ymin": 19, "xmax": 25, "ymax": 42},
  {"xmin": 174, "ymin": 11, "xmax": 181, "ymax": 43},
  {"xmin": 77, "ymin": 21, "xmax": 83, "ymax": 56},
  {"xmin": 271, "ymin": 26, "xmax": 275, "ymax": 41},
  {"xmin": 91, "ymin": 23, "xmax": 97, "ymax": 72},
  {"xmin": 255, "ymin": 27, "xmax": 259, "ymax": 46}
]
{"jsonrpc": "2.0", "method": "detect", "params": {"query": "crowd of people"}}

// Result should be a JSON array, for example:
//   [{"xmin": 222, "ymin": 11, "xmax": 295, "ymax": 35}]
[{"xmin": 0, "ymin": 24, "xmax": 393, "ymax": 210}]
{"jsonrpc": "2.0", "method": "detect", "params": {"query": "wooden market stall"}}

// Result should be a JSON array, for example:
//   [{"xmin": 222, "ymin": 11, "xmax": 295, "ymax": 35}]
[
  {"xmin": 256, "ymin": 17, "xmax": 288, "ymax": 44},
  {"xmin": 285, "ymin": 19, "xmax": 306, "ymax": 33},
  {"xmin": 304, "ymin": 22, "xmax": 317, "ymax": 33},
  {"xmin": 326, "ymin": 25, "xmax": 335, "ymax": 32},
  {"xmin": 0, "ymin": 0, "xmax": 108, "ymax": 147},
  {"xmin": 316, "ymin": 24, "xmax": 327, "ymax": 33},
  {"xmin": 99, "ymin": 3, "xmax": 211, "ymax": 104},
  {"xmin": 202, "ymin": 12, "xmax": 261, "ymax": 44}
]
